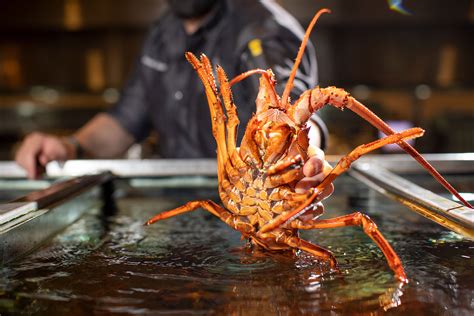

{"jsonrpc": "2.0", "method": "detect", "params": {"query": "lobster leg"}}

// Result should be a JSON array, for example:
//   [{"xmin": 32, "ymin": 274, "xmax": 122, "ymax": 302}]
[
  {"xmin": 315, "ymin": 128, "xmax": 424, "ymax": 192},
  {"xmin": 219, "ymin": 176, "xmax": 248, "ymax": 214},
  {"xmin": 291, "ymin": 212, "xmax": 407, "ymax": 282},
  {"xmin": 264, "ymin": 155, "xmax": 305, "ymax": 188},
  {"xmin": 265, "ymin": 169, "xmax": 303, "ymax": 188},
  {"xmin": 267, "ymin": 155, "xmax": 303, "ymax": 175},
  {"xmin": 346, "ymin": 96, "xmax": 472, "ymax": 208},
  {"xmin": 145, "ymin": 200, "xmax": 254, "ymax": 235},
  {"xmin": 278, "ymin": 234, "xmax": 338, "ymax": 268},
  {"xmin": 290, "ymin": 86, "xmax": 472, "ymax": 208},
  {"xmin": 259, "ymin": 128, "xmax": 424, "ymax": 233},
  {"xmin": 229, "ymin": 69, "xmax": 273, "ymax": 86}
]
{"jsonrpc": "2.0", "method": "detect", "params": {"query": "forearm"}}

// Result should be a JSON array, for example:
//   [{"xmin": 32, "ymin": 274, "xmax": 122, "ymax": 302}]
[{"xmin": 74, "ymin": 113, "xmax": 135, "ymax": 158}]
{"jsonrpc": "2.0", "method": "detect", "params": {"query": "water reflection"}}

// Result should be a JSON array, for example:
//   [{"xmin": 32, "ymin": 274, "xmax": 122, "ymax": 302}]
[{"xmin": 0, "ymin": 179, "xmax": 473, "ymax": 314}]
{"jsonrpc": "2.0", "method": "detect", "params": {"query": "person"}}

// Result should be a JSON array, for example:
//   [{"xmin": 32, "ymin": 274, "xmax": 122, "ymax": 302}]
[{"xmin": 15, "ymin": 0, "xmax": 332, "ymax": 196}]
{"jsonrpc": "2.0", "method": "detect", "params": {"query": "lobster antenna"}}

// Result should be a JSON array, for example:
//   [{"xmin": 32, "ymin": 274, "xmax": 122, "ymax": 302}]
[{"xmin": 281, "ymin": 8, "xmax": 331, "ymax": 108}]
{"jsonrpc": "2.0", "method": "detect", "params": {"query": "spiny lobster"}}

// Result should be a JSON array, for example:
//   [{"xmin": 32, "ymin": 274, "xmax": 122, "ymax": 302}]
[{"xmin": 146, "ymin": 9, "xmax": 471, "ymax": 282}]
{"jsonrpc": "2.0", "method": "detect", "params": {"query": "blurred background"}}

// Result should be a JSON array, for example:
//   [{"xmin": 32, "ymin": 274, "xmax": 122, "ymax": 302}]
[{"xmin": 0, "ymin": 0, "xmax": 473, "ymax": 159}]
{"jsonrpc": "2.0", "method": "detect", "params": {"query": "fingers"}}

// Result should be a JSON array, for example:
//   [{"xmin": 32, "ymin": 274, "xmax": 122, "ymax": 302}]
[
  {"xmin": 319, "ymin": 183, "xmax": 334, "ymax": 200},
  {"xmin": 15, "ymin": 132, "xmax": 45, "ymax": 179},
  {"xmin": 298, "ymin": 202, "xmax": 325, "ymax": 222},
  {"xmin": 295, "ymin": 172, "xmax": 325, "ymax": 193},
  {"xmin": 15, "ymin": 132, "xmax": 70, "ymax": 179},
  {"xmin": 295, "ymin": 177, "xmax": 334, "ymax": 200},
  {"xmin": 303, "ymin": 146, "xmax": 325, "ymax": 177},
  {"xmin": 42, "ymin": 136, "xmax": 69, "ymax": 162},
  {"xmin": 302, "ymin": 155, "xmax": 323, "ymax": 177},
  {"xmin": 295, "ymin": 146, "xmax": 334, "ymax": 199}
]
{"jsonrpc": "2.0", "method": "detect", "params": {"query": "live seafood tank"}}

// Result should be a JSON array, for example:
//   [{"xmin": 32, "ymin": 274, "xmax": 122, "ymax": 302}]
[{"xmin": 0, "ymin": 156, "xmax": 473, "ymax": 315}]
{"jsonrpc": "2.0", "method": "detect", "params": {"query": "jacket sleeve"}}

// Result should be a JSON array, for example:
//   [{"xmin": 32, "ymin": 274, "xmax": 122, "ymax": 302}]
[{"xmin": 107, "ymin": 28, "xmax": 157, "ymax": 142}]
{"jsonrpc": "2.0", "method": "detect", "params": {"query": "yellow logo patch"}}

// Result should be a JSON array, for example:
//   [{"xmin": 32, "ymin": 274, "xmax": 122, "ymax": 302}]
[{"xmin": 248, "ymin": 39, "xmax": 263, "ymax": 57}]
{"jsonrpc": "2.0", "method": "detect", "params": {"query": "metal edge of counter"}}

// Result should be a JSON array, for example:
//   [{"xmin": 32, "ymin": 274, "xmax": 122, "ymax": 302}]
[
  {"xmin": 0, "ymin": 159, "xmax": 219, "ymax": 178},
  {"xmin": 0, "ymin": 153, "xmax": 472, "ymax": 179},
  {"xmin": 350, "ymin": 163, "xmax": 474, "ymax": 239},
  {"xmin": 0, "ymin": 172, "xmax": 113, "ymax": 264}
]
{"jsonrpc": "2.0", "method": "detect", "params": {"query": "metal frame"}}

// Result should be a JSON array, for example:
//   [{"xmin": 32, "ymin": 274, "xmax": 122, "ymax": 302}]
[
  {"xmin": 1, "ymin": 154, "xmax": 472, "ymax": 178},
  {"xmin": 358, "ymin": 153, "xmax": 474, "ymax": 174},
  {"xmin": 349, "ymin": 153, "xmax": 474, "ymax": 239},
  {"xmin": 350, "ymin": 163, "xmax": 473, "ymax": 239},
  {"xmin": 0, "ymin": 172, "xmax": 113, "ymax": 264},
  {"xmin": 0, "ymin": 159, "xmax": 218, "ymax": 178}
]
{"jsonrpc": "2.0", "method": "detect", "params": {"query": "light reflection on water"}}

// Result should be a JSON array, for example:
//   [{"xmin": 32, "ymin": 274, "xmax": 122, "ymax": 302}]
[{"xmin": 0, "ymin": 177, "xmax": 473, "ymax": 315}]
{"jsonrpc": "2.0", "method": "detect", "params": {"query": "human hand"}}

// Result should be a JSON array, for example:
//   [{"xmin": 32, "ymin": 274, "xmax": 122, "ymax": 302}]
[
  {"xmin": 15, "ymin": 132, "xmax": 75, "ymax": 179},
  {"xmin": 293, "ymin": 146, "xmax": 333, "ymax": 221},
  {"xmin": 295, "ymin": 146, "xmax": 334, "ymax": 199}
]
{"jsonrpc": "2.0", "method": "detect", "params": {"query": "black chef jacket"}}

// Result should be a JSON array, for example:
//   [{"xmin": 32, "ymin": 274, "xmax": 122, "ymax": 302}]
[{"xmin": 109, "ymin": 0, "xmax": 321, "ymax": 158}]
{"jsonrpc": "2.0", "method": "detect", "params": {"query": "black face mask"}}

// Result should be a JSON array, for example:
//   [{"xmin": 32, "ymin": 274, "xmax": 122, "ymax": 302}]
[{"xmin": 167, "ymin": 0, "xmax": 220, "ymax": 19}]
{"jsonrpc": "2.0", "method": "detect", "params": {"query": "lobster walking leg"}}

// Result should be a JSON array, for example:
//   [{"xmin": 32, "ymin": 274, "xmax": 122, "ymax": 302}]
[
  {"xmin": 290, "ymin": 86, "xmax": 472, "ymax": 208},
  {"xmin": 315, "ymin": 127, "xmax": 424, "ymax": 192},
  {"xmin": 263, "ymin": 155, "xmax": 306, "ymax": 188},
  {"xmin": 346, "ymin": 96, "xmax": 472, "ymax": 208},
  {"xmin": 279, "ymin": 234, "xmax": 338, "ymax": 268},
  {"xmin": 291, "ymin": 212, "xmax": 407, "ymax": 282},
  {"xmin": 145, "ymin": 200, "xmax": 254, "ymax": 235},
  {"xmin": 267, "ymin": 155, "xmax": 303, "ymax": 175},
  {"xmin": 264, "ymin": 169, "xmax": 303, "ymax": 188},
  {"xmin": 259, "ymin": 128, "xmax": 424, "ymax": 234}
]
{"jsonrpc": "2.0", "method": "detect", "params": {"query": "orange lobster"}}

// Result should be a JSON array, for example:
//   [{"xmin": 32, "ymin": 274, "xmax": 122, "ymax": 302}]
[{"xmin": 146, "ymin": 9, "xmax": 472, "ymax": 282}]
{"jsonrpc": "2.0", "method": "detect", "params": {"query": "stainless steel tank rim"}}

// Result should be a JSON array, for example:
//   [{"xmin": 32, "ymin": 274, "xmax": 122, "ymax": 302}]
[
  {"xmin": 358, "ymin": 153, "xmax": 474, "ymax": 174},
  {"xmin": 0, "ymin": 192, "xmax": 102, "ymax": 264},
  {"xmin": 350, "ymin": 162, "xmax": 474, "ymax": 239},
  {"xmin": 0, "ymin": 153, "xmax": 472, "ymax": 179},
  {"xmin": 0, "ymin": 202, "xmax": 38, "ymax": 227},
  {"xmin": 0, "ymin": 172, "xmax": 112, "ymax": 264},
  {"xmin": 0, "ymin": 208, "xmax": 47, "ymax": 234},
  {"xmin": 0, "ymin": 172, "xmax": 112, "ymax": 231}
]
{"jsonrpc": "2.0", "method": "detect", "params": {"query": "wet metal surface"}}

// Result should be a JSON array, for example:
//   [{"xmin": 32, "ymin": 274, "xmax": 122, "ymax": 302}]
[
  {"xmin": 351, "ymin": 164, "xmax": 474, "ymax": 239},
  {"xmin": 0, "ymin": 173, "xmax": 113, "ymax": 264},
  {"xmin": 0, "ymin": 176, "xmax": 473, "ymax": 315}
]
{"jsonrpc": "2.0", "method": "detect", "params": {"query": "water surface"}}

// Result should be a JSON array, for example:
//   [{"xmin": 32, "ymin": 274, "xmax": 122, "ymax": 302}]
[{"xmin": 0, "ymin": 177, "xmax": 473, "ymax": 315}]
